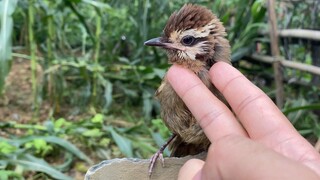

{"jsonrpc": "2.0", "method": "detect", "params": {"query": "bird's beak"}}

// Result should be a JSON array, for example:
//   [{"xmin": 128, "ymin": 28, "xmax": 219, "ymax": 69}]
[
  {"xmin": 144, "ymin": 37, "xmax": 185, "ymax": 51},
  {"xmin": 144, "ymin": 37, "xmax": 165, "ymax": 47}
]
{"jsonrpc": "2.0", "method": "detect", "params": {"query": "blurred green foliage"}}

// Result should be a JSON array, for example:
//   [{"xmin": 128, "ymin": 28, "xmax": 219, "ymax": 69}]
[{"xmin": 6, "ymin": 0, "xmax": 269, "ymax": 117}]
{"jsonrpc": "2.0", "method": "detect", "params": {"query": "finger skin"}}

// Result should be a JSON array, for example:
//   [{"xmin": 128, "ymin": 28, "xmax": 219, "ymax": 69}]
[
  {"xmin": 209, "ymin": 62, "xmax": 293, "ymax": 139},
  {"xmin": 177, "ymin": 136, "xmax": 320, "ymax": 180},
  {"xmin": 210, "ymin": 62, "xmax": 320, "ymax": 172},
  {"xmin": 167, "ymin": 65, "xmax": 247, "ymax": 143},
  {"xmin": 167, "ymin": 62, "xmax": 320, "ymax": 176},
  {"xmin": 201, "ymin": 135, "xmax": 320, "ymax": 180},
  {"xmin": 178, "ymin": 159, "xmax": 204, "ymax": 180}
]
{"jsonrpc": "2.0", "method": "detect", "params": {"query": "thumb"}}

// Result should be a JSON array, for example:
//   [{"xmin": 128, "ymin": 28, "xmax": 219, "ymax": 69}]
[{"xmin": 178, "ymin": 159, "xmax": 204, "ymax": 180}]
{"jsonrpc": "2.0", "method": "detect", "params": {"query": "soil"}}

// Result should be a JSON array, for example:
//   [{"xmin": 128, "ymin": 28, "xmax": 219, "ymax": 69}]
[
  {"xmin": 0, "ymin": 57, "xmax": 87, "ymax": 179},
  {"xmin": 0, "ymin": 57, "xmax": 50, "ymax": 123}
]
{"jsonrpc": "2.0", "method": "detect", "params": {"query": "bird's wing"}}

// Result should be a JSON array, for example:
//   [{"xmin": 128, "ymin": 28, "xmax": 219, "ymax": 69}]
[{"xmin": 155, "ymin": 79, "xmax": 167, "ymax": 97}]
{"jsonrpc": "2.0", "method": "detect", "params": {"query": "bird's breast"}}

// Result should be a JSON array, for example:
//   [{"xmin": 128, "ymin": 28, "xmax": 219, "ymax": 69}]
[{"xmin": 156, "ymin": 68, "xmax": 214, "ymax": 145}]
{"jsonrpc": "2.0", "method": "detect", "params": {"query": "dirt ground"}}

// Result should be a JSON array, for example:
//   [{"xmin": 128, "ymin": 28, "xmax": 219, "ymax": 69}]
[
  {"xmin": 0, "ymin": 58, "xmax": 86, "ymax": 179},
  {"xmin": 0, "ymin": 57, "xmax": 50, "ymax": 123}
]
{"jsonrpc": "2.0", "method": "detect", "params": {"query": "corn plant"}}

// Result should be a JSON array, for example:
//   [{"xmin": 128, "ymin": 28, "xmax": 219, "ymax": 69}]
[{"xmin": 0, "ymin": 0, "xmax": 18, "ymax": 96}]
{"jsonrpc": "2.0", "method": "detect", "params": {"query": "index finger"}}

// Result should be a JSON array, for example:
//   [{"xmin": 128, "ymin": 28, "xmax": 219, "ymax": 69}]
[
  {"xmin": 209, "ymin": 62, "xmax": 294, "ymax": 140},
  {"xmin": 167, "ymin": 65, "xmax": 247, "ymax": 143},
  {"xmin": 210, "ymin": 62, "xmax": 320, "ymax": 163}
]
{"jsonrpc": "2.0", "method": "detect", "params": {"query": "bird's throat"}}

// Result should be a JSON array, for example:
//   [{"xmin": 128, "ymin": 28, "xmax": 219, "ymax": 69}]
[{"xmin": 171, "ymin": 58, "xmax": 207, "ymax": 73}]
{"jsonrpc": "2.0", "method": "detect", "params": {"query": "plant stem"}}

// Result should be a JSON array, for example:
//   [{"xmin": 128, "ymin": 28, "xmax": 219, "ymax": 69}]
[
  {"xmin": 28, "ymin": 0, "xmax": 39, "ymax": 119},
  {"xmin": 46, "ymin": 12, "xmax": 57, "ymax": 111},
  {"xmin": 92, "ymin": 9, "xmax": 101, "ymax": 105},
  {"xmin": 267, "ymin": 0, "xmax": 284, "ymax": 108}
]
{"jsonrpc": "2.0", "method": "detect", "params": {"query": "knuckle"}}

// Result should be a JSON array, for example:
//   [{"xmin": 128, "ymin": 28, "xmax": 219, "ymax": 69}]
[
  {"xmin": 235, "ymin": 92, "xmax": 267, "ymax": 116},
  {"xmin": 180, "ymin": 82, "xmax": 204, "ymax": 99},
  {"xmin": 198, "ymin": 109, "xmax": 225, "ymax": 131}
]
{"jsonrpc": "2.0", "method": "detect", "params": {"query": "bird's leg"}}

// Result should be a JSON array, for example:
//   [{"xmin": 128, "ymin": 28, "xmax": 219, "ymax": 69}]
[{"xmin": 148, "ymin": 134, "xmax": 176, "ymax": 177}]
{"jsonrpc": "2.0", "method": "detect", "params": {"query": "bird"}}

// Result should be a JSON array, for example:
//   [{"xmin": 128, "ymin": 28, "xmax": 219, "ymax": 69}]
[{"xmin": 144, "ymin": 4, "xmax": 231, "ymax": 176}]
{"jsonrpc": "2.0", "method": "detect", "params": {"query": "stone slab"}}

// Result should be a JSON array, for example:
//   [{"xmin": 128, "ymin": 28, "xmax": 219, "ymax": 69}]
[{"xmin": 85, "ymin": 153, "xmax": 206, "ymax": 180}]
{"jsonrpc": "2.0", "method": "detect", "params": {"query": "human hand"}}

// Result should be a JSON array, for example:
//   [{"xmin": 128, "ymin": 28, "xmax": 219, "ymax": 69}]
[{"xmin": 166, "ymin": 62, "xmax": 320, "ymax": 180}]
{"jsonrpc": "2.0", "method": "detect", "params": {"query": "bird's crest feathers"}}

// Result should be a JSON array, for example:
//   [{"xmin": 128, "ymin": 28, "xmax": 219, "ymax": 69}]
[{"xmin": 164, "ymin": 4, "xmax": 213, "ymax": 37}]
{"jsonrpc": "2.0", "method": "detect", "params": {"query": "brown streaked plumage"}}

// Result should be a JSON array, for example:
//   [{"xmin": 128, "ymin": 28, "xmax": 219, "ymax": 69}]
[{"xmin": 145, "ymin": 4, "xmax": 231, "ymax": 175}]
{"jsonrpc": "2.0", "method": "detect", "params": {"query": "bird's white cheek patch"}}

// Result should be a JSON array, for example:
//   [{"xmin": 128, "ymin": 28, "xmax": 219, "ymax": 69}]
[
  {"xmin": 182, "ymin": 48, "xmax": 197, "ymax": 60},
  {"xmin": 181, "ymin": 42, "xmax": 208, "ymax": 60}
]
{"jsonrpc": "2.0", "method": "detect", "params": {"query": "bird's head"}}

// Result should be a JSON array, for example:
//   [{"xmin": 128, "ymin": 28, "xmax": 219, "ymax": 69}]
[{"xmin": 145, "ymin": 4, "xmax": 231, "ymax": 71}]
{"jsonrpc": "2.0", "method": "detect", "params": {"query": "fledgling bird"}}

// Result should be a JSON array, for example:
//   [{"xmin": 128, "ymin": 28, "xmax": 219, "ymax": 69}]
[{"xmin": 144, "ymin": 4, "xmax": 231, "ymax": 175}]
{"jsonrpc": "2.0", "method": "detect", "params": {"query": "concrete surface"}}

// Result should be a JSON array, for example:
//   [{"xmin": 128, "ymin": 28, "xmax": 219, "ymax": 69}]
[{"xmin": 85, "ymin": 153, "xmax": 206, "ymax": 180}]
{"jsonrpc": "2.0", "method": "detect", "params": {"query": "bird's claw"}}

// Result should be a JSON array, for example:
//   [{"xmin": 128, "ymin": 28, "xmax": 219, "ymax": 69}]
[
  {"xmin": 148, "ymin": 150, "xmax": 164, "ymax": 177},
  {"xmin": 159, "ymin": 153, "xmax": 165, "ymax": 167},
  {"xmin": 148, "ymin": 134, "xmax": 176, "ymax": 177}
]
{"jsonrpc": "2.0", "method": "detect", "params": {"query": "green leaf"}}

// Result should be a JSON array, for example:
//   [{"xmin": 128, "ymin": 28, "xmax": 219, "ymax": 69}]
[
  {"xmin": 33, "ymin": 139, "xmax": 47, "ymax": 150},
  {"xmin": 54, "ymin": 118, "xmax": 69, "ymax": 129},
  {"xmin": 98, "ymin": 75, "xmax": 113, "ymax": 109},
  {"xmin": 153, "ymin": 68, "xmax": 166, "ymax": 79},
  {"xmin": 0, "ymin": 141, "xmax": 16, "ymax": 155},
  {"xmin": 0, "ymin": 170, "xmax": 23, "ymax": 180},
  {"xmin": 0, "ymin": 0, "xmax": 18, "ymax": 95},
  {"xmin": 231, "ymin": 46, "xmax": 252, "ymax": 62},
  {"xmin": 107, "ymin": 126, "xmax": 133, "ymax": 157},
  {"xmin": 82, "ymin": 0, "xmax": 112, "ymax": 9},
  {"xmin": 118, "ymin": 57, "xmax": 130, "ymax": 64},
  {"xmin": 283, "ymin": 103, "xmax": 320, "ymax": 115},
  {"xmin": 42, "ymin": 136, "xmax": 93, "ymax": 163},
  {"xmin": 25, "ymin": 139, "xmax": 53, "ymax": 156},
  {"xmin": 132, "ymin": 138, "xmax": 158, "ymax": 157},
  {"xmin": 91, "ymin": 113, "xmax": 104, "ymax": 123},
  {"xmin": 83, "ymin": 128, "xmax": 103, "ymax": 137},
  {"xmin": 298, "ymin": 129, "xmax": 313, "ymax": 136},
  {"xmin": 143, "ymin": 90, "xmax": 153, "ymax": 119},
  {"xmin": 53, "ymin": 152, "xmax": 74, "ymax": 171},
  {"xmin": 8, "ymin": 158, "xmax": 72, "ymax": 180},
  {"xmin": 150, "ymin": 132, "xmax": 170, "ymax": 156},
  {"xmin": 7, "ymin": 136, "xmax": 93, "ymax": 164},
  {"xmin": 251, "ymin": 0, "xmax": 266, "ymax": 22}
]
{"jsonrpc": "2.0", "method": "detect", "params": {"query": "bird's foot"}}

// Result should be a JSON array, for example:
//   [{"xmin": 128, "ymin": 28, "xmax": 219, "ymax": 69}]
[
  {"xmin": 148, "ymin": 149, "xmax": 165, "ymax": 177},
  {"xmin": 148, "ymin": 134, "xmax": 176, "ymax": 177}
]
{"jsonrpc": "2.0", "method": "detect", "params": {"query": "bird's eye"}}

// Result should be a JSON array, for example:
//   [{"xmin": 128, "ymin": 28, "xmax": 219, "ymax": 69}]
[{"xmin": 181, "ymin": 36, "xmax": 195, "ymax": 46}]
